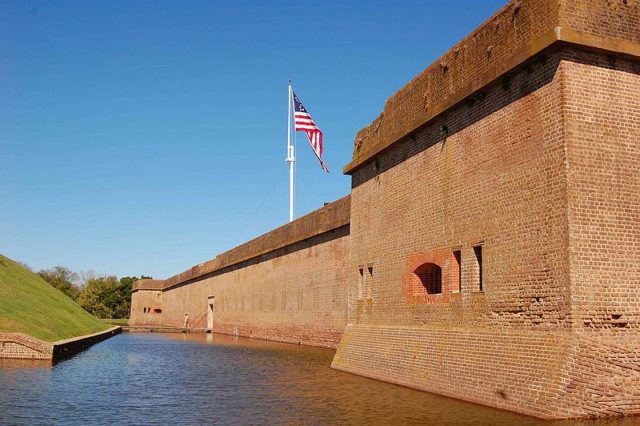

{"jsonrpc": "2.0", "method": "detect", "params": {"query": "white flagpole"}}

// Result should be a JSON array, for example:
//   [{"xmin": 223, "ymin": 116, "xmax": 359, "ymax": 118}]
[{"xmin": 287, "ymin": 80, "xmax": 295, "ymax": 222}]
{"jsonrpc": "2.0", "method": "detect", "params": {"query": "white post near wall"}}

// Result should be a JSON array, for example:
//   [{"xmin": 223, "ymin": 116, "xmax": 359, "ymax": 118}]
[{"xmin": 286, "ymin": 81, "xmax": 295, "ymax": 222}]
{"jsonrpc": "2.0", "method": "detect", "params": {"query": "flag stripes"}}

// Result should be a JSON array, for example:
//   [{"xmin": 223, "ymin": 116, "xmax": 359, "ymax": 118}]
[{"xmin": 293, "ymin": 91, "xmax": 329, "ymax": 173}]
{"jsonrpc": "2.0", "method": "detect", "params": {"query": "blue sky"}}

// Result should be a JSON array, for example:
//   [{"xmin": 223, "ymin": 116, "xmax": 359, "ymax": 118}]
[{"xmin": 1, "ymin": 0, "xmax": 505, "ymax": 278}]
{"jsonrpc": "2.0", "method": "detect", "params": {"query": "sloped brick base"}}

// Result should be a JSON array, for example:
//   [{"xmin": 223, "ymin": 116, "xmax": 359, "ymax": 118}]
[
  {"xmin": 332, "ymin": 325, "xmax": 640, "ymax": 419},
  {"xmin": 0, "ymin": 327, "xmax": 121, "ymax": 361}
]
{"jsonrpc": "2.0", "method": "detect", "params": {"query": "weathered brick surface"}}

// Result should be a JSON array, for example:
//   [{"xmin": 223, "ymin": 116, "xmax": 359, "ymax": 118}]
[
  {"xmin": 347, "ymin": 48, "xmax": 570, "ymax": 329},
  {"xmin": 333, "ymin": 46, "xmax": 640, "ymax": 420},
  {"xmin": 333, "ymin": 326, "xmax": 571, "ymax": 418},
  {"xmin": 560, "ymin": 0, "xmax": 640, "ymax": 43},
  {"xmin": 563, "ymin": 51, "xmax": 640, "ymax": 334},
  {"xmin": 556, "ymin": 51, "xmax": 640, "ymax": 418},
  {"xmin": 138, "ymin": 229, "xmax": 349, "ymax": 348}
]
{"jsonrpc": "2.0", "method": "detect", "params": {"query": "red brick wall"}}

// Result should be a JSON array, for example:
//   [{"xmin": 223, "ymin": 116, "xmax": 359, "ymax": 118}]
[
  {"xmin": 560, "ymin": 0, "xmax": 640, "ymax": 43},
  {"xmin": 350, "ymin": 48, "xmax": 570, "ymax": 329},
  {"xmin": 333, "ymin": 46, "xmax": 640, "ymax": 419},
  {"xmin": 129, "ymin": 289, "xmax": 163, "ymax": 326},
  {"xmin": 563, "ymin": 51, "xmax": 640, "ymax": 334},
  {"xmin": 554, "ymin": 50, "xmax": 640, "ymax": 418},
  {"xmin": 129, "ymin": 199, "xmax": 351, "ymax": 349},
  {"xmin": 159, "ymin": 228, "xmax": 349, "ymax": 348}
]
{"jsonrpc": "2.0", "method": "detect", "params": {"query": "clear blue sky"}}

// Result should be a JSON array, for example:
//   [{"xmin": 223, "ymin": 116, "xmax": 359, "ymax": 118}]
[{"xmin": 1, "ymin": 0, "xmax": 506, "ymax": 279}]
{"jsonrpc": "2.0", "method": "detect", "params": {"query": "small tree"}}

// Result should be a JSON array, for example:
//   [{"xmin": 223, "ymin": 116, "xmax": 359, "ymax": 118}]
[
  {"xmin": 77, "ymin": 274, "xmax": 152, "ymax": 319},
  {"xmin": 38, "ymin": 266, "xmax": 151, "ymax": 319},
  {"xmin": 38, "ymin": 266, "xmax": 81, "ymax": 300},
  {"xmin": 78, "ymin": 275, "xmax": 117, "ymax": 318}
]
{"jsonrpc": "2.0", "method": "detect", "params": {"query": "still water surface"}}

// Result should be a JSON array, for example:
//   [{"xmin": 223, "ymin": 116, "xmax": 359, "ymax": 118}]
[{"xmin": 0, "ymin": 332, "xmax": 637, "ymax": 425}]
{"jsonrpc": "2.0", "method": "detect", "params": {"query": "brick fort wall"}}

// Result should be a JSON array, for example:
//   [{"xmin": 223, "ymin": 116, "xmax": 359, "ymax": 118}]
[
  {"xmin": 333, "ymin": 0, "xmax": 640, "ymax": 420},
  {"xmin": 130, "ymin": 0, "xmax": 640, "ymax": 419},
  {"xmin": 130, "ymin": 196, "xmax": 350, "ymax": 349}
]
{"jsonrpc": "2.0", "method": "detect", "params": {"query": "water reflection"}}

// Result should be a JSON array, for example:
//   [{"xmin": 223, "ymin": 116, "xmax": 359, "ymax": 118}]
[
  {"xmin": 0, "ymin": 332, "xmax": 637, "ymax": 425},
  {"xmin": 0, "ymin": 359, "xmax": 52, "ymax": 369}
]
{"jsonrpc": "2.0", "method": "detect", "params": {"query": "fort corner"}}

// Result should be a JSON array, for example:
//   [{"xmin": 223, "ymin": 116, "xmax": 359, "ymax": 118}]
[{"xmin": 131, "ymin": 0, "xmax": 640, "ymax": 419}]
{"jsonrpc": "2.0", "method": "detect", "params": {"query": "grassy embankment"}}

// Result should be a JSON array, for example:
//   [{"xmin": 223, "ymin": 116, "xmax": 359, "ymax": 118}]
[
  {"xmin": 0, "ymin": 254, "xmax": 109, "ymax": 341},
  {"xmin": 99, "ymin": 318, "xmax": 129, "ymax": 326}
]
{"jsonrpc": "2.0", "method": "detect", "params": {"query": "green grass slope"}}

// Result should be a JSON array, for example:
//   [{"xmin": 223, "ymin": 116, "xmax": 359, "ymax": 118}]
[{"xmin": 0, "ymin": 254, "xmax": 108, "ymax": 341}]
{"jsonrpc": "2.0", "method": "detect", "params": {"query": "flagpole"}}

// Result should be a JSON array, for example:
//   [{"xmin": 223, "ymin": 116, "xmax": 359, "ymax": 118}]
[{"xmin": 287, "ymin": 80, "xmax": 295, "ymax": 222}]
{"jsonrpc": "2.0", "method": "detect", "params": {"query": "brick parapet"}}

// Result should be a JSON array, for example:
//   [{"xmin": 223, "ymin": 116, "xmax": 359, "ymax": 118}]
[
  {"xmin": 132, "ymin": 279, "xmax": 165, "ymax": 292},
  {"xmin": 132, "ymin": 195, "xmax": 350, "ymax": 292},
  {"xmin": 344, "ymin": 0, "xmax": 640, "ymax": 174}
]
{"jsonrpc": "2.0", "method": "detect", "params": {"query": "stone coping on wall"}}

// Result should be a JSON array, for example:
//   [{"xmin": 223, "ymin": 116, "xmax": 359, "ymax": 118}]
[
  {"xmin": 0, "ymin": 326, "xmax": 121, "ymax": 360},
  {"xmin": 52, "ymin": 326, "xmax": 121, "ymax": 360},
  {"xmin": 133, "ymin": 195, "xmax": 351, "ymax": 292},
  {"xmin": 131, "ymin": 279, "xmax": 164, "ymax": 291},
  {"xmin": 344, "ymin": 0, "xmax": 640, "ymax": 174}
]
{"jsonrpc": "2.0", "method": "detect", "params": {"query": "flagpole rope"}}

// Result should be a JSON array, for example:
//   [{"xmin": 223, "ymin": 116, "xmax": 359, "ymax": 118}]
[{"xmin": 233, "ymin": 175, "xmax": 280, "ymax": 246}]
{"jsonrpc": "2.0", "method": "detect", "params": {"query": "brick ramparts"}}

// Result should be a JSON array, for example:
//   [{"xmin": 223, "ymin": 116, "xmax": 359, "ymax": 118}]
[
  {"xmin": 130, "ymin": 196, "xmax": 351, "ymax": 348},
  {"xmin": 129, "ymin": 0, "xmax": 639, "ymax": 419},
  {"xmin": 333, "ymin": 0, "xmax": 640, "ymax": 420}
]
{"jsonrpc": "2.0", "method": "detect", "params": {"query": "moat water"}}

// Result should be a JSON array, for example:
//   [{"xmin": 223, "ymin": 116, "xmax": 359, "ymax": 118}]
[{"xmin": 0, "ymin": 333, "xmax": 637, "ymax": 425}]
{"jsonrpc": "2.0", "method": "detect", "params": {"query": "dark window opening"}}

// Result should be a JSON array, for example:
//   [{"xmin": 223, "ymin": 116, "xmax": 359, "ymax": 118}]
[
  {"xmin": 414, "ymin": 263, "xmax": 442, "ymax": 294},
  {"xmin": 153, "ymin": 308, "xmax": 162, "ymax": 313},
  {"xmin": 453, "ymin": 250, "xmax": 462, "ymax": 292},
  {"xmin": 474, "ymin": 245, "xmax": 483, "ymax": 291}
]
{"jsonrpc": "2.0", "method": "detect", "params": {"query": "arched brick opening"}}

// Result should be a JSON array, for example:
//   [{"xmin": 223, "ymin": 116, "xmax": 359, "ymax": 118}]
[{"xmin": 414, "ymin": 263, "xmax": 442, "ymax": 294}]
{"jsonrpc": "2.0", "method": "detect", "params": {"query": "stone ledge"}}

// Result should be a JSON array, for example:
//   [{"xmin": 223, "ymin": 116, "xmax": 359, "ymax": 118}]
[
  {"xmin": 52, "ymin": 326, "xmax": 121, "ymax": 360},
  {"xmin": 0, "ymin": 326, "xmax": 121, "ymax": 360},
  {"xmin": 131, "ymin": 279, "xmax": 164, "ymax": 291}
]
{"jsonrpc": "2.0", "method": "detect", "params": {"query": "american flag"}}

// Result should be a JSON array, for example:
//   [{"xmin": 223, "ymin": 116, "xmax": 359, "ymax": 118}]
[{"xmin": 293, "ymin": 91, "xmax": 329, "ymax": 173}]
